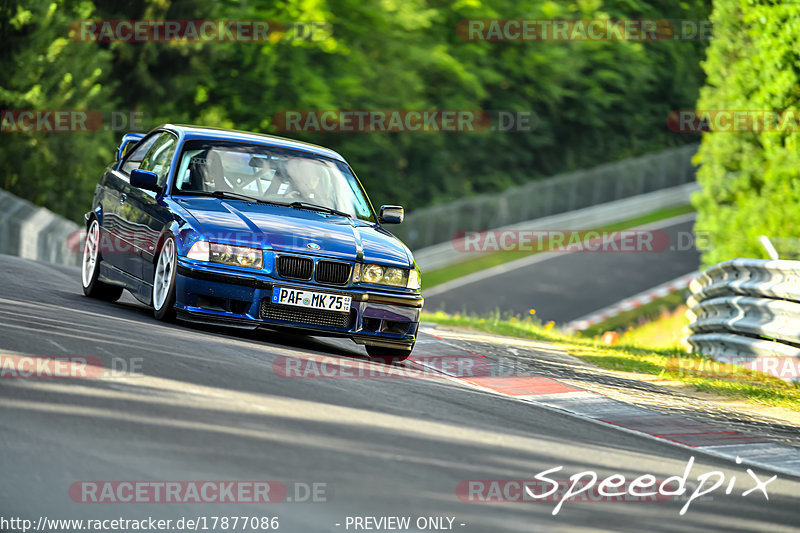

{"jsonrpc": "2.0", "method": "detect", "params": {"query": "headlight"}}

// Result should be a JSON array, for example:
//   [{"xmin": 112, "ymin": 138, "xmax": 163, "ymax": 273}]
[
  {"xmin": 355, "ymin": 263, "xmax": 409, "ymax": 287},
  {"xmin": 186, "ymin": 241, "xmax": 263, "ymax": 269},
  {"xmin": 407, "ymin": 268, "xmax": 421, "ymax": 290}
]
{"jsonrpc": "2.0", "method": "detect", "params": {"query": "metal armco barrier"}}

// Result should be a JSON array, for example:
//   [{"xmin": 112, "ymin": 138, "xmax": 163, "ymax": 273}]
[
  {"xmin": 0, "ymin": 188, "xmax": 81, "ymax": 266},
  {"xmin": 395, "ymin": 143, "xmax": 698, "ymax": 250},
  {"xmin": 685, "ymin": 258, "xmax": 800, "ymax": 382}
]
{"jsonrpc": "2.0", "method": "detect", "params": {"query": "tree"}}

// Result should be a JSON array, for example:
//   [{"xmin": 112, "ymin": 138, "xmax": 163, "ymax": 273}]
[
  {"xmin": 2, "ymin": 0, "xmax": 711, "ymax": 224},
  {"xmin": 0, "ymin": 0, "xmax": 117, "ymax": 221},
  {"xmin": 692, "ymin": 0, "xmax": 800, "ymax": 265}
]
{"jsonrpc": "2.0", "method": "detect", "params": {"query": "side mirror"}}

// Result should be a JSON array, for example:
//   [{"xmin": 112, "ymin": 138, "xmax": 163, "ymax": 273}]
[
  {"xmin": 116, "ymin": 132, "xmax": 146, "ymax": 161},
  {"xmin": 379, "ymin": 205, "xmax": 404, "ymax": 224},
  {"xmin": 130, "ymin": 169, "xmax": 161, "ymax": 193}
]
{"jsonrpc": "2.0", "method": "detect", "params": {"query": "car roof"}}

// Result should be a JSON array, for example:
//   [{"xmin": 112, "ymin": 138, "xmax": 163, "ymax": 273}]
[{"xmin": 158, "ymin": 124, "xmax": 347, "ymax": 162}]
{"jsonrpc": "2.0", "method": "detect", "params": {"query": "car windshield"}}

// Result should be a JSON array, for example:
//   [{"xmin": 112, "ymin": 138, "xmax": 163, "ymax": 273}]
[{"xmin": 172, "ymin": 140, "xmax": 374, "ymax": 221}]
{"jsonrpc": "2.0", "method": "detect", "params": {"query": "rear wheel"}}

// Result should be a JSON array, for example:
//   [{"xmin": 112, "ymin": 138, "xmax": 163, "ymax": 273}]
[
  {"xmin": 153, "ymin": 236, "xmax": 177, "ymax": 321},
  {"xmin": 81, "ymin": 219, "xmax": 123, "ymax": 301},
  {"xmin": 366, "ymin": 344, "xmax": 414, "ymax": 364}
]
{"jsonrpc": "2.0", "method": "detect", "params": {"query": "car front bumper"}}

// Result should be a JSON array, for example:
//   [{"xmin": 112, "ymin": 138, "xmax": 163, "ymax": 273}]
[{"xmin": 174, "ymin": 260, "xmax": 422, "ymax": 348}]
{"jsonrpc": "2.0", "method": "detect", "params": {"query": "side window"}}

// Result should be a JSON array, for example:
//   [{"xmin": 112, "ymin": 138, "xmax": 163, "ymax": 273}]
[
  {"xmin": 139, "ymin": 133, "xmax": 178, "ymax": 187},
  {"xmin": 120, "ymin": 134, "xmax": 159, "ymax": 176}
]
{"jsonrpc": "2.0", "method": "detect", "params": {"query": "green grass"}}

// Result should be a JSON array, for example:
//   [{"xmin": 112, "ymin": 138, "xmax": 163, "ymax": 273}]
[
  {"xmin": 422, "ymin": 204, "xmax": 696, "ymax": 288},
  {"xmin": 581, "ymin": 289, "xmax": 689, "ymax": 338},
  {"xmin": 623, "ymin": 305, "xmax": 689, "ymax": 350},
  {"xmin": 421, "ymin": 310, "xmax": 800, "ymax": 412}
]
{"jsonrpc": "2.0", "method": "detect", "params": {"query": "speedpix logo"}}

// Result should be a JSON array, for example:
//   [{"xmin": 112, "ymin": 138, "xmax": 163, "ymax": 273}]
[{"xmin": 458, "ymin": 457, "xmax": 776, "ymax": 516}]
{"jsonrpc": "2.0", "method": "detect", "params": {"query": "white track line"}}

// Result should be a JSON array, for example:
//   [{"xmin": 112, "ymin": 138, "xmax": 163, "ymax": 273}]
[
  {"xmin": 423, "ymin": 213, "xmax": 696, "ymax": 297},
  {"xmin": 413, "ymin": 330, "xmax": 800, "ymax": 478}
]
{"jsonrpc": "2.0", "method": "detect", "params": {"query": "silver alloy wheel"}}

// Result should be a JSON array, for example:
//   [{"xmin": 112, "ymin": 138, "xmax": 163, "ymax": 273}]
[
  {"xmin": 82, "ymin": 220, "xmax": 100, "ymax": 288},
  {"xmin": 153, "ymin": 238, "xmax": 175, "ymax": 310}
]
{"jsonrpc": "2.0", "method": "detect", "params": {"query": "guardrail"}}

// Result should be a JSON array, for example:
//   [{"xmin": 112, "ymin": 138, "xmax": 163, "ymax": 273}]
[
  {"xmin": 565, "ymin": 271, "xmax": 697, "ymax": 332},
  {"xmin": 414, "ymin": 182, "xmax": 698, "ymax": 272},
  {"xmin": 0, "ymin": 188, "xmax": 81, "ymax": 266},
  {"xmin": 684, "ymin": 259, "xmax": 800, "ymax": 382},
  {"xmin": 394, "ymin": 143, "xmax": 698, "ymax": 250}
]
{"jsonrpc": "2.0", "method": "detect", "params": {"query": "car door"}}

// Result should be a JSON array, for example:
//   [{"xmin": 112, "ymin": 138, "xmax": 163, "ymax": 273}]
[
  {"xmin": 118, "ymin": 132, "xmax": 178, "ymax": 285},
  {"xmin": 100, "ymin": 133, "xmax": 160, "ymax": 274}
]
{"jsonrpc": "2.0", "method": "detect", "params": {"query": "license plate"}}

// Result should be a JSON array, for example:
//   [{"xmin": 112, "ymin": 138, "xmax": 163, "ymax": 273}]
[{"xmin": 271, "ymin": 286, "xmax": 351, "ymax": 313}]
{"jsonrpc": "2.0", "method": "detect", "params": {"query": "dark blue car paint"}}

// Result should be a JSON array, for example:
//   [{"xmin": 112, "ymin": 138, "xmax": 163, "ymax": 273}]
[{"xmin": 87, "ymin": 124, "xmax": 421, "ymax": 349}]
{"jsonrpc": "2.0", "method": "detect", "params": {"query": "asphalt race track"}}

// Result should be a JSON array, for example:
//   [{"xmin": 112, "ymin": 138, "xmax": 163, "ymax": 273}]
[
  {"xmin": 0, "ymin": 254, "xmax": 798, "ymax": 532},
  {"xmin": 424, "ymin": 215, "xmax": 700, "ymax": 323}
]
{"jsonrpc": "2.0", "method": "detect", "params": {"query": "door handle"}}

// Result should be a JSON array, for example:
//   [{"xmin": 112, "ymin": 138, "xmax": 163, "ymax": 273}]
[{"xmin": 120, "ymin": 193, "xmax": 127, "ymax": 204}]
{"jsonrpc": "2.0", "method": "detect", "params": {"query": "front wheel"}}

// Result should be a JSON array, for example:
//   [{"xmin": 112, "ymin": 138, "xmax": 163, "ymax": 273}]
[
  {"xmin": 366, "ymin": 344, "xmax": 414, "ymax": 364},
  {"xmin": 81, "ymin": 218, "xmax": 123, "ymax": 301},
  {"xmin": 152, "ymin": 236, "xmax": 177, "ymax": 321}
]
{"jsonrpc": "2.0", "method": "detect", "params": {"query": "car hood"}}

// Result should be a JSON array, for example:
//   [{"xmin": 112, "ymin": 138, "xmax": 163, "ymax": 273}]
[{"xmin": 175, "ymin": 197, "xmax": 412, "ymax": 266}]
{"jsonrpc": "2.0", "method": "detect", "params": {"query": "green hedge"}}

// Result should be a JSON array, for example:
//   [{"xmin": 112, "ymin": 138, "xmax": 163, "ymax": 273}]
[{"xmin": 693, "ymin": 0, "xmax": 800, "ymax": 265}]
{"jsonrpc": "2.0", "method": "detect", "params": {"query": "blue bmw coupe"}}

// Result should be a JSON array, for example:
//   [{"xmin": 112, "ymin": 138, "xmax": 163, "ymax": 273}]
[{"xmin": 81, "ymin": 125, "xmax": 422, "ymax": 361}]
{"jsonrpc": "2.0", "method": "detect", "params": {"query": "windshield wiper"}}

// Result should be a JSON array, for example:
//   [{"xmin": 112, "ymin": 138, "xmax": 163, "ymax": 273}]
[
  {"xmin": 178, "ymin": 191, "xmax": 349, "ymax": 216},
  {"xmin": 209, "ymin": 190, "xmax": 266, "ymax": 204},
  {"xmin": 288, "ymin": 201, "xmax": 351, "ymax": 218},
  {"xmin": 195, "ymin": 190, "xmax": 290, "ymax": 207},
  {"xmin": 177, "ymin": 190, "xmax": 263, "ymax": 203}
]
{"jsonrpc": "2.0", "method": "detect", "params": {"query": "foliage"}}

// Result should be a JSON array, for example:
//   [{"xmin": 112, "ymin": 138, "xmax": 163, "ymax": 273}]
[
  {"xmin": 580, "ymin": 289, "xmax": 688, "ymax": 338},
  {"xmin": 0, "ymin": 0, "xmax": 116, "ymax": 220},
  {"xmin": 693, "ymin": 0, "xmax": 800, "ymax": 265},
  {"xmin": 1, "ymin": 0, "xmax": 710, "ymax": 223},
  {"xmin": 422, "ymin": 310, "xmax": 800, "ymax": 411}
]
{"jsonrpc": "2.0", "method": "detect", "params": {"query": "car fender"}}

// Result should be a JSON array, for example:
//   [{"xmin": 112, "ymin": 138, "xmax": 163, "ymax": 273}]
[
  {"xmin": 153, "ymin": 222, "xmax": 182, "ymax": 263},
  {"xmin": 85, "ymin": 206, "xmax": 104, "ymax": 227}
]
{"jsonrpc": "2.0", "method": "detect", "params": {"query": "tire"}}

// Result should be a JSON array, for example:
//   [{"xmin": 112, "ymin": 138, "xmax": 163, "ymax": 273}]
[
  {"xmin": 366, "ymin": 344, "xmax": 414, "ymax": 364},
  {"xmin": 81, "ymin": 218, "xmax": 123, "ymax": 302},
  {"xmin": 152, "ymin": 235, "xmax": 177, "ymax": 321}
]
